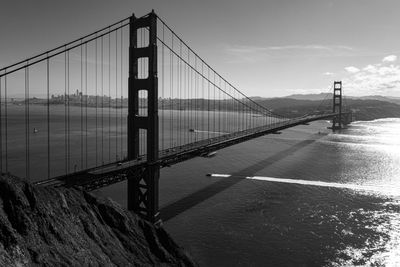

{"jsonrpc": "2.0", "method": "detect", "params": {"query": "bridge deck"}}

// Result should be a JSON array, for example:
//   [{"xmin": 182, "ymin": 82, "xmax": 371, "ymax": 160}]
[{"xmin": 35, "ymin": 113, "xmax": 340, "ymax": 190}]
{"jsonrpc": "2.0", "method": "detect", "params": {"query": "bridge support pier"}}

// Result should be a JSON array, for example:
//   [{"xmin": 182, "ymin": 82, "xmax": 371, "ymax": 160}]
[
  {"xmin": 331, "ymin": 81, "xmax": 342, "ymax": 131},
  {"xmin": 127, "ymin": 11, "xmax": 160, "ymax": 224}
]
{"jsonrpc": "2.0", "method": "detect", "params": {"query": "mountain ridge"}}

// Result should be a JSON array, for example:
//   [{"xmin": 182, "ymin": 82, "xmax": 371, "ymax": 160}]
[{"xmin": 250, "ymin": 93, "xmax": 400, "ymax": 105}]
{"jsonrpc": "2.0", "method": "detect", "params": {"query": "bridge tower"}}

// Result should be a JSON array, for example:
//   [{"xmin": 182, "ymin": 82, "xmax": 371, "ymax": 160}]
[
  {"xmin": 332, "ymin": 81, "xmax": 342, "ymax": 131},
  {"xmin": 127, "ymin": 11, "xmax": 160, "ymax": 224}
]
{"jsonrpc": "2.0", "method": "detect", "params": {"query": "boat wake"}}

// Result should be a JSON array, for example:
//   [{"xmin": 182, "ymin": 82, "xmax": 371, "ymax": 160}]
[{"xmin": 207, "ymin": 174, "xmax": 400, "ymax": 197}]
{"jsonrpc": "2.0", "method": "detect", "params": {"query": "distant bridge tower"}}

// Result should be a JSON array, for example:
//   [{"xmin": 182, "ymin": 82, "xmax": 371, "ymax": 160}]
[
  {"xmin": 332, "ymin": 81, "xmax": 342, "ymax": 130},
  {"xmin": 127, "ymin": 11, "xmax": 160, "ymax": 224}
]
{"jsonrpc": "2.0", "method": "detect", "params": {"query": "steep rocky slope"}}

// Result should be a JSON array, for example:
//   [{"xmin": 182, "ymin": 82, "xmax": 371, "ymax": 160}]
[{"xmin": 0, "ymin": 175, "xmax": 196, "ymax": 266}]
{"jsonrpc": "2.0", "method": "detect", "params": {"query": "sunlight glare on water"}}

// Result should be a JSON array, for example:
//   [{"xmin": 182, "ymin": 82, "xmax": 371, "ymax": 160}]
[
  {"xmin": 306, "ymin": 119, "xmax": 400, "ymax": 266},
  {"xmin": 325, "ymin": 119, "xmax": 400, "ymax": 191}
]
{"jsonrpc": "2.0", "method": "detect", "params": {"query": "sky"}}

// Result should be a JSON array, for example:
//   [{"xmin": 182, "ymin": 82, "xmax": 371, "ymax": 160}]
[{"xmin": 1, "ymin": 0, "xmax": 400, "ymax": 97}]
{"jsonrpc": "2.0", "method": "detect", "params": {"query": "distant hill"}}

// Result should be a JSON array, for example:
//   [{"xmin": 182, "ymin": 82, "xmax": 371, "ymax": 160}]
[
  {"xmin": 283, "ymin": 93, "xmax": 332, "ymax": 101},
  {"xmin": 158, "ymin": 95, "xmax": 400, "ymax": 121},
  {"xmin": 254, "ymin": 97, "xmax": 400, "ymax": 121},
  {"xmin": 343, "ymin": 99, "xmax": 400, "ymax": 120},
  {"xmin": 356, "ymin": 95, "xmax": 400, "ymax": 105},
  {"xmin": 282, "ymin": 93, "xmax": 400, "ymax": 105}
]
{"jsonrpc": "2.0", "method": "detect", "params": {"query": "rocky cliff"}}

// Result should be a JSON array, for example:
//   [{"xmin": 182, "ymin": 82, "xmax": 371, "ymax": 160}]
[{"xmin": 0, "ymin": 175, "xmax": 196, "ymax": 266}]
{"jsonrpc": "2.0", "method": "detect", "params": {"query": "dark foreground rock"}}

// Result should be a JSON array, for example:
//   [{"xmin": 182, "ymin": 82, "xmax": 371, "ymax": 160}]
[{"xmin": 0, "ymin": 175, "xmax": 197, "ymax": 266}]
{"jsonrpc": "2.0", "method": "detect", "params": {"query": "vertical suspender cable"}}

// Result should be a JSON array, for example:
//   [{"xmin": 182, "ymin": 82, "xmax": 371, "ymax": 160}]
[
  {"xmin": 224, "ymin": 82, "xmax": 227, "ymax": 133},
  {"xmin": 184, "ymin": 46, "xmax": 187, "ymax": 145},
  {"xmin": 219, "ymin": 77, "xmax": 221, "ymax": 134},
  {"xmin": 161, "ymin": 23, "xmax": 165, "ymax": 151},
  {"xmin": 64, "ymin": 52, "xmax": 68, "ymax": 174},
  {"xmin": 189, "ymin": 50, "xmax": 191, "ymax": 144},
  {"xmin": 115, "ymin": 30, "xmax": 118, "ymax": 159},
  {"xmin": 5, "ymin": 74, "xmax": 8, "ymax": 173},
  {"xmin": 108, "ymin": 29, "xmax": 111, "ymax": 162},
  {"xmin": 194, "ymin": 56, "xmax": 197, "ymax": 142},
  {"xmin": 189, "ymin": 50, "xmax": 192, "ymax": 144},
  {"xmin": 213, "ymin": 72, "xmax": 216, "ymax": 134},
  {"xmin": 170, "ymin": 34, "xmax": 173, "ymax": 149},
  {"xmin": 187, "ymin": 47, "xmax": 190, "ymax": 145},
  {"xmin": 80, "ymin": 43, "xmax": 83, "ymax": 169},
  {"xmin": 120, "ymin": 26, "xmax": 123, "ymax": 158},
  {"xmin": 189, "ymin": 52, "xmax": 192, "ymax": 144},
  {"xmin": 47, "ymin": 57, "xmax": 51, "ymax": 179},
  {"xmin": 95, "ymin": 38, "xmax": 98, "ymax": 166},
  {"xmin": 85, "ymin": 44, "xmax": 88, "ymax": 168},
  {"xmin": 201, "ymin": 62, "xmax": 204, "ymax": 140},
  {"xmin": 178, "ymin": 41, "xmax": 181, "ymax": 147},
  {"xmin": 67, "ymin": 50, "xmax": 70, "ymax": 173},
  {"xmin": 101, "ymin": 36, "xmax": 104, "ymax": 165},
  {"xmin": 186, "ymin": 49, "xmax": 189, "ymax": 144},
  {"xmin": 25, "ymin": 65, "xmax": 30, "ymax": 180},
  {"xmin": 28, "ymin": 65, "xmax": 30, "ymax": 179},
  {"xmin": 64, "ymin": 51, "xmax": 67, "ymax": 174},
  {"xmin": 237, "ymin": 91, "xmax": 239, "ymax": 131},
  {"xmin": 207, "ymin": 68, "xmax": 211, "ymax": 139}
]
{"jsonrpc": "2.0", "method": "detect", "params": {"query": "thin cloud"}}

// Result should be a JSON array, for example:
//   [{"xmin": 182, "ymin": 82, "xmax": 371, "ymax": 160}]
[
  {"xmin": 266, "ymin": 44, "xmax": 353, "ymax": 51},
  {"xmin": 323, "ymin": 72, "xmax": 334, "ymax": 76},
  {"xmin": 225, "ymin": 44, "xmax": 353, "ymax": 53},
  {"xmin": 382, "ymin": 55, "xmax": 397, "ymax": 63},
  {"xmin": 363, "ymin": 64, "xmax": 377, "ymax": 73},
  {"xmin": 287, "ymin": 88, "xmax": 328, "ymax": 95},
  {"xmin": 224, "ymin": 44, "xmax": 355, "ymax": 63},
  {"xmin": 344, "ymin": 66, "xmax": 360, "ymax": 73}
]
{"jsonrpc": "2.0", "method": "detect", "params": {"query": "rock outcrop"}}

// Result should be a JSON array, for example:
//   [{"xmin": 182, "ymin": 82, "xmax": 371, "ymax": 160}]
[{"xmin": 0, "ymin": 175, "xmax": 196, "ymax": 266}]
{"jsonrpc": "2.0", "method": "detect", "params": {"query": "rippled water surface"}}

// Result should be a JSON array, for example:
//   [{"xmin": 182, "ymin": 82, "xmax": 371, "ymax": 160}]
[{"xmin": 96, "ymin": 118, "xmax": 400, "ymax": 266}]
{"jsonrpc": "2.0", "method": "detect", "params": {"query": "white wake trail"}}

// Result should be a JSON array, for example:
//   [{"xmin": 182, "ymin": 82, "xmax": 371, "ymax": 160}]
[{"xmin": 207, "ymin": 174, "xmax": 400, "ymax": 196}]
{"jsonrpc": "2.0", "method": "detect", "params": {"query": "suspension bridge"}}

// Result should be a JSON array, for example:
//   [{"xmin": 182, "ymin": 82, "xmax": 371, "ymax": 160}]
[{"xmin": 0, "ymin": 11, "xmax": 352, "ymax": 223}]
